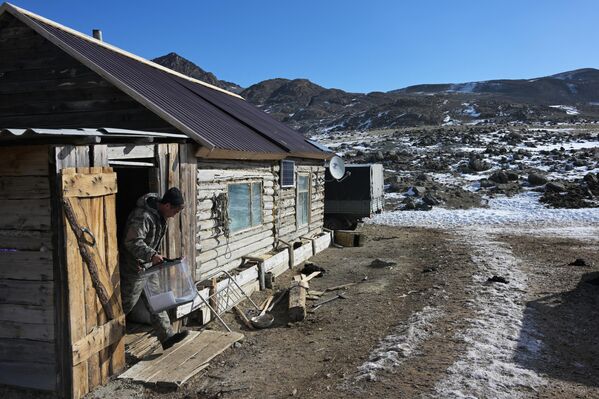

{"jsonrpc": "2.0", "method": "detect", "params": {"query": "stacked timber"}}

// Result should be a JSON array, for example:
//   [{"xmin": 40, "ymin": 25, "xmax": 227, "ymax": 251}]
[
  {"xmin": 0, "ymin": 145, "xmax": 56, "ymax": 391},
  {"xmin": 276, "ymin": 162, "xmax": 326, "ymax": 243},
  {"xmin": 195, "ymin": 160, "xmax": 277, "ymax": 278}
]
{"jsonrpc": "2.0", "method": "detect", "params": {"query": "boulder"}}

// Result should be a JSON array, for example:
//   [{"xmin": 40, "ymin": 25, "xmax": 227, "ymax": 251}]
[
  {"xmin": 506, "ymin": 171, "xmax": 519, "ymax": 181},
  {"xmin": 408, "ymin": 186, "xmax": 427, "ymax": 196},
  {"xmin": 479, "ymin": 178, "xmax": 494, "ymax": 188},
  {"xmin": 584, "ymin": 173, "xmax": 599, "ymax": 187},
  {"xmin": 545, "ymin": 182, "xmax": 566, "ymax": 192},
  {"xmin": 416, "ymin": 173, "xmax": 433, "ymax": 183},
  {"xmin": 468, "ymin": 158, "xmax": 491, "ymax": 172},
  {"xmin": 423, "ymin": 193, "xmax": 441, "ymax": 206},
  {"xmin": 401, "ymin": 198, "xmax": 416, "ymax": 210},
  {"xmin": 489, "ymin": 170, "xmax": 509, "ymax": 184},
  {"xmin": 528, "ymin": 173, "xmax": 548, "ymax": 186}
]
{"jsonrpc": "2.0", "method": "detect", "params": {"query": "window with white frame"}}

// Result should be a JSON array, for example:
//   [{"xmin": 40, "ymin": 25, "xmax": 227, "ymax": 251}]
[
  {"xmin": 297, "ymin": 174, "xmax": 310, "ymax": 226},
  {"xmin": 228, "ymin": 182, "xmax": 262, "ymax": 233}
]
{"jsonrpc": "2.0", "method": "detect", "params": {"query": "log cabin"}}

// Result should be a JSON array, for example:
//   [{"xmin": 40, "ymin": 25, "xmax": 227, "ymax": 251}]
[{"xmin": 0, "ymin": 3, "xmax": 333, "ymax": 398}]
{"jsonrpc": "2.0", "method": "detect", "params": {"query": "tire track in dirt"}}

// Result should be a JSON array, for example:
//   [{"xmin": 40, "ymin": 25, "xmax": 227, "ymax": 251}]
[{"xmin": 429, "ymin": 229, "xmax": 546, "ymax": 399}]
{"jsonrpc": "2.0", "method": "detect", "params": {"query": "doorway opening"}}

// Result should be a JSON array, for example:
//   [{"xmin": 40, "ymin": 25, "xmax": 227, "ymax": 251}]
[{"xmin": 114, "ymin": 166, "xmax": 151, "ymax": 245}]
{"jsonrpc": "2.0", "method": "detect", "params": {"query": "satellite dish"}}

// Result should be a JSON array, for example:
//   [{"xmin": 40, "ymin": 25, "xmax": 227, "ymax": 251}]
[{"xmin": 328, "ymin": 156, "xmax": 346, "ymax": 180}]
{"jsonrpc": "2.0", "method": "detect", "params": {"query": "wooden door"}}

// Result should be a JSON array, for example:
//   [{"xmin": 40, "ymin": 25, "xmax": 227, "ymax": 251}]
[{"xmin": 61, "ymin": 167, "xmax": 125, "ymax": 399}]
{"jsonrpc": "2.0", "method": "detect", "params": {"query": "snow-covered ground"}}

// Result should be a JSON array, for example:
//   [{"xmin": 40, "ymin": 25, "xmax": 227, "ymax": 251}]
[
  {"xmin": 369, "ymin": 191, "xmax": 599, "ymax": 230},
  {"xmin": 365, "ymin": 190, "xmax": 599, "ymax": 397},
  {"xmin": 431, "ymin": 230, "xmax": 546, "ymax": 399},
  {"xmin": 356, "ymin": 306, "xmax": 444, "ymax": 382}
]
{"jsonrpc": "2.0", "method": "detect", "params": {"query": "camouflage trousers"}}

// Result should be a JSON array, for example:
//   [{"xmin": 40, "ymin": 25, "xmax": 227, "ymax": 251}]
[{"xmin": 120, "ymin": 273, "xmax": 173, "ymax": 343}]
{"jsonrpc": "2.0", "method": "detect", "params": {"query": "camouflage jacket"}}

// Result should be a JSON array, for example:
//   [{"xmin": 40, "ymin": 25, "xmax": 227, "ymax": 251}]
[{"xmin": 120, "ymin": 193, "xmax": 167, "ymax": 276}]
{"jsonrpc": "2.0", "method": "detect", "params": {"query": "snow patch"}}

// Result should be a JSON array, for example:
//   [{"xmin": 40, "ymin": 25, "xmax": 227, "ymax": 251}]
[
  {"xmin": 448, "ymin": 82, "xmax": 478, "ymax": 93},
  {"xmin": 548, "ymin": 105, "xmax": 579, "ymax": 115},
  {"xmin": 567, "ymin": 83, "xmax": 578, "ymax": 94},
  {"xmin": 368, "ymin": 192, "xmax": 599, "ymax": 229},
  {"xmin": 461, "ymin": 103, "xmax": 480, "ymax": 118},
  {"xmin": 432, "ymin": 230, "xmax": 545, "ymax": 398},
  {"xmin": 356, "ymin": 306, "xmax": 444, "ymax": 381}
]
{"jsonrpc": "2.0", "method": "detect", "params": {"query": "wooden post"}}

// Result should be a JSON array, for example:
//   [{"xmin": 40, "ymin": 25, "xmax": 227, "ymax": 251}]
[
  {"xmin": 209, "ymin": 277, "xmax": 218, "ymax": 319},
  {"xmin": 288, "ymin": 275, "xmax": 308, "ymax": 322}
]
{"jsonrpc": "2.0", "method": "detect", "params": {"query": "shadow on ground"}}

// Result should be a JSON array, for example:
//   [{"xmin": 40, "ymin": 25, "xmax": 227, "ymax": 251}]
[{"xmin": 516, "ymin": 271, "xmax": 599, "ymax": 388}]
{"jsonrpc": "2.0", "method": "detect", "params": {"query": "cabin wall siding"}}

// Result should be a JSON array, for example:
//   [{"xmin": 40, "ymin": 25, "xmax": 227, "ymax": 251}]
[
  {"xmin": 276, "ymin": 160, "xmax": 325, "ymax": 243},
  {"xmin": 0, "ymin": 145, "xmax": 57, "ymax": 391},
  {"xmin": 0, "ymin": 13, "xmax": 175, "ymax": 132},
  {"xmin": 195, "ymin": 160, "xmax": 277, "ymax": 278},
  {"xmin": 195, "ymin": 159, "xmax": 325, "ymax": 279}
]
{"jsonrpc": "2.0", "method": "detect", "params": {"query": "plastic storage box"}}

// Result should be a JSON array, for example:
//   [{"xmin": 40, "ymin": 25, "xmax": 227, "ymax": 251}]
[{"xmin": 142, "ymin": 258, "xmax": 196, "ymax": 313}]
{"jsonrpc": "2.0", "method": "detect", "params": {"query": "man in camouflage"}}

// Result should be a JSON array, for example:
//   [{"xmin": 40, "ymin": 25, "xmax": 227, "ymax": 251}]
[{"xmin": 120, "ymin": 187, "xmax": 188, "ymax": 350}]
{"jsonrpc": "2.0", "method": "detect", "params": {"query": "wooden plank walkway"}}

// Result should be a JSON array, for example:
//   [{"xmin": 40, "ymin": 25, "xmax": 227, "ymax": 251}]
[{"xmin": 119, "ymin": 330, "xmax": 243, "ymax": 387}]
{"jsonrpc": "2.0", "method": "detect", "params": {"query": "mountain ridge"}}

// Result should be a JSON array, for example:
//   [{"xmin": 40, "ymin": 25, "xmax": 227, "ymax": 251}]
[{"xmin": 152, "ymin": 53, "xmax": 599, "ymax": 133}]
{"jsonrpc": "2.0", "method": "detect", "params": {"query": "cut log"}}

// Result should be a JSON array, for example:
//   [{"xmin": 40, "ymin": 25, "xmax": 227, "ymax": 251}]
[{"xmin": 288, "ymin": 275, "xmax": 308, "ymax": 322}]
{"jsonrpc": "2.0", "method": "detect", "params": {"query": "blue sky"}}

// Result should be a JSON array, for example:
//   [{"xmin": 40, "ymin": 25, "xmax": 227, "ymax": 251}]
[{"xmin": 9, "ymin": 1, "xmax": 599, "ymax": 93}]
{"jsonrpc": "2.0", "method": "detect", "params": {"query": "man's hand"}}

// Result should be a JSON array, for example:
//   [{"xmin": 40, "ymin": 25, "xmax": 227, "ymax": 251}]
[{"xmin": 151, "ymin": 253, "xmax": 164, "ymax": 265}]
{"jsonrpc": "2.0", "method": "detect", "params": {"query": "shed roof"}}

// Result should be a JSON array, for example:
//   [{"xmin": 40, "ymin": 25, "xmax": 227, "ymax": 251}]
[{"xmin": 0, "ymin": 3, "xmax": 331, "ymax": 160}]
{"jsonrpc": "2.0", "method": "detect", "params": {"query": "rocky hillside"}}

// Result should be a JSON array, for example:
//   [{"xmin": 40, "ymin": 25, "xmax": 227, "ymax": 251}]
[
  {"xmin": 153, "ymin": 52, "xmax": 243, "ymax": 94},
  {"xmin": 152, "ymin": 53, "xmax": 599, "ymax": 134}
]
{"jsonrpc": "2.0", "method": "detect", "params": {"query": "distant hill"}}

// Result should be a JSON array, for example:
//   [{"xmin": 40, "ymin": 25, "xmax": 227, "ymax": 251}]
[
  {"xmin": 152, "ymin": 52, "xmax": 243, "ymax": 94},
  {"xmin": 394, "ymin": 68, "xmax": 599, "ymax": 104},
  {"xmin": 152, "ymin": 53, "xmax": 599, "ymax": 133}
]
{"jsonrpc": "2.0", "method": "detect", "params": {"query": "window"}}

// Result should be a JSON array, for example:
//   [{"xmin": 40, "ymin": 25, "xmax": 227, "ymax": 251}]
[
  {"xmin": 280, "ymin": 160, "xmax": 295, "ymax": 187},
  {"xmin": 297, "ymin": 174, "xmax": 310, "ymax": 226},
  {"xmin": 228, "ymin": 182, "xmax": 262, "ymax": 232}
]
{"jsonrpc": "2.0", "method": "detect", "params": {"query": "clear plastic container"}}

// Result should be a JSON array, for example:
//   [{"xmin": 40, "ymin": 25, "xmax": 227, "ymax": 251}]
[{"xmin": 142, "ymin": 257, "xmax": 196, "ymax": 313}]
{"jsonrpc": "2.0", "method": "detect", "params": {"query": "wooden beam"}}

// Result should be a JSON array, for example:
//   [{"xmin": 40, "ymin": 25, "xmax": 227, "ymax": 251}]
[
  {"xmin": 0, "ymin": 229, "xmax": 52, "ymax": 250},
  {"xmin": 0, "ymin": 199, "xmax": 51, "ymax": 230},
  {"xmin": 0, "ymin": 279, "xmax": 54, "ymax": 306},
  {"xmin": 71, "ymin": 315, "xmax": 125, "ymax": 366},
  {"xmin": 0, "ymin": 251, "xmax": 53, "ymax": 280},
  {"xmin": 196, "ymin": 146, "xmax": 286, "ymax": 161},
  {"xmin": 0, "ymin": 145, "xmax": 48, "ymax": 176},
  {"xmin": 102, "ymin": 172, "xmax": 125, "ymax": 375},
  {"xmin": 0, "ymin": 360, "xmax": 56, "ymax": 391},
  {"xmin": 0, "ymin": 320, "xmax": 54, "ymax": 341},
  {"xmin": 288, "ymin": 275, "xmax": 308, "ymax": 322},
  {"xmin": 62, "ymin": 197, "xmax": 120, "ymax": 320},
  {"xmin": 62, "ymin": 170, "xmax": 117, "ymax": 198},
  {"xmin": 0, "ymin": 303, "xmax": 54, "ymax": 324},
  {"xmin": 0, "ymin": 338, "xmax": 55, "ymax": 363},
  {"xmin": 106, "ymin": 144, "xmax": 154, "ymax": 160},
  {"xmin": 0, "ymin": 176, "xmax": 50, "ymax": 199}
]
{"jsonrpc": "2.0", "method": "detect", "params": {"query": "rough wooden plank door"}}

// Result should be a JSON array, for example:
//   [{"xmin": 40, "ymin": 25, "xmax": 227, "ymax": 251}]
[{"xmin": 61, "ymin": 167, "xmax": 125, "ymax": 399}]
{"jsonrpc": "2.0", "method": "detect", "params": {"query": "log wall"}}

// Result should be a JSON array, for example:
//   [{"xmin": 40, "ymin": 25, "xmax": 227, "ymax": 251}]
[
  {"xmin": 0, "ymin": 13, "xmax": 175, "ymax": 132},
  {"xmin": 195, "ymin": 159, "xmax": 326, "ymax": 279},
  {"xmin": 0, "ymin": 145, "xmax": 57, "ymax": 391},
  {"xmin": 276, "ymin": 160, "xmax": 326, "ymax": 243},
  {"xmin": 195, "ymin": 160, "xmax": 277, "ymax": 278}
]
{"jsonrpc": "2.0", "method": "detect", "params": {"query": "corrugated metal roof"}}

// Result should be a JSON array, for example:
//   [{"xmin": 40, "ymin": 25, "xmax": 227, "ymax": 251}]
[{"xmin": 2, "ymin": 3, "xmax": 329, "ymax": 159}]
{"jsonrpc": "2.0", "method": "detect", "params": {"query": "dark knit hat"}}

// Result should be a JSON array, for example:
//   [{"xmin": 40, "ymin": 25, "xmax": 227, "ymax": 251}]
[{"xmin": 161, "ymin": 187, "xmax": 185, "ymax": 208}]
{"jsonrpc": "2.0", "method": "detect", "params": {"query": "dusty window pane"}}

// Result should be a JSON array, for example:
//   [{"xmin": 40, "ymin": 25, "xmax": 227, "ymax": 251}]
[
  {"xmin": 298, "ymin": 192, "xmax": 309, "ymax": 225},
  {"xmin": 228, "ymin": 184, "xmax": 250, "ymax": 232},
  {"xmin": 297, "ymin": 175, "xmax": 310, "ymax": 226},
  {"xmin": 251, "ymin": 182, "xmax": 262, "ymax": 226},
  {"xmin": 298, "ymin": 175, "xmax": 309, "ymax": 191}
]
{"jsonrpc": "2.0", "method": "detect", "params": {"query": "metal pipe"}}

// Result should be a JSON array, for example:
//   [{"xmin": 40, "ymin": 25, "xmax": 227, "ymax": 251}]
[{"xmin": 92, "ymin": 29, "xmax": 103, "ymax": 41}]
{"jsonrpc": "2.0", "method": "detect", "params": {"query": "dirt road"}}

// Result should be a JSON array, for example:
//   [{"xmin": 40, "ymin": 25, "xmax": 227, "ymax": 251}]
[
  {"xmin": 125, "ymin": 224, "xmax": 596, "ymax": 399},
  {"xmin": 8, "ymin": 224, "xmax": 597, "ymax": 398}
]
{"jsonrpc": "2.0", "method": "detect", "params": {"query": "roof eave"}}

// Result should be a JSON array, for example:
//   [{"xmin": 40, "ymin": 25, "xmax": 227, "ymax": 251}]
[{"xmin": 195, "ymin": 146, "xmax": 286, "ymax": 161}]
